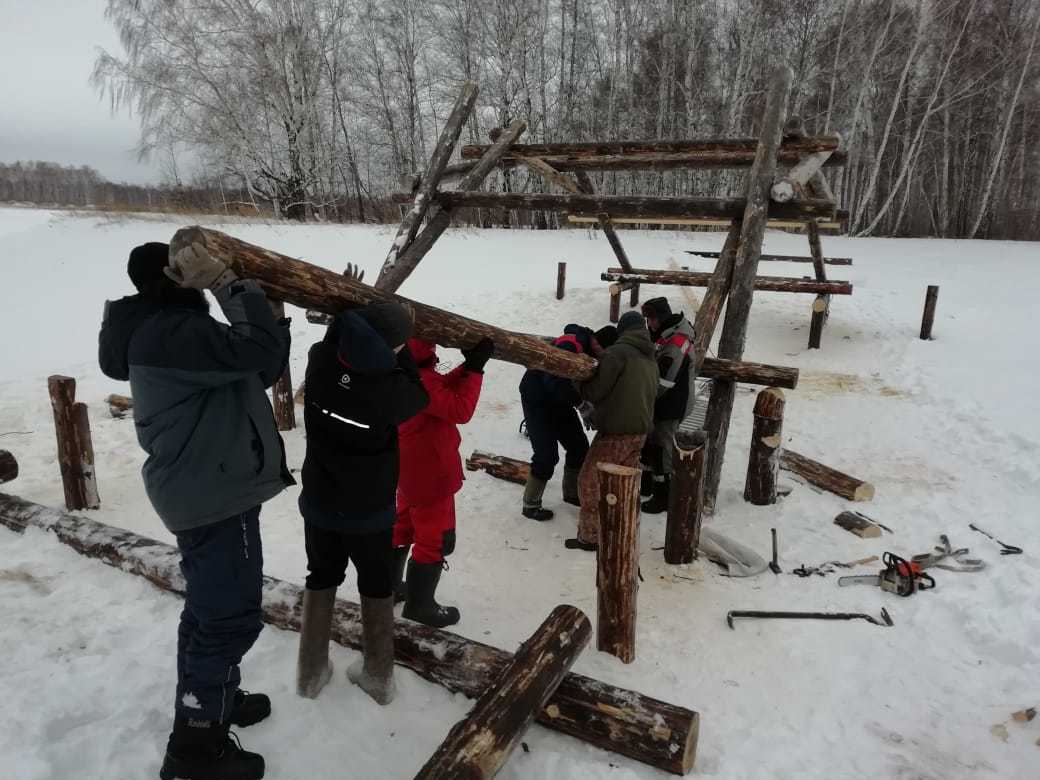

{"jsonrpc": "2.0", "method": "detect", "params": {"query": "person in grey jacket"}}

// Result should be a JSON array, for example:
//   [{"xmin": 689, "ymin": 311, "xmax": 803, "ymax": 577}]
[{"xmin": 99, "ymin": 241, "xmax": 292, "ymax": 780}]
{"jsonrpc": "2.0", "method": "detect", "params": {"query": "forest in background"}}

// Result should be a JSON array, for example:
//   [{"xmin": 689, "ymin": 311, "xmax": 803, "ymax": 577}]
[{"xmin": 7, "ymin": 0, "xmax": 1039, "ymax": 239}]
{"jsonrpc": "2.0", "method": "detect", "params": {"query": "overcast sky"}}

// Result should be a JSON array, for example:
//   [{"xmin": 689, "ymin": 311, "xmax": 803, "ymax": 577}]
[{"xmin": 0, "ymin": 0, "xmax": 163, "ymax": 184}]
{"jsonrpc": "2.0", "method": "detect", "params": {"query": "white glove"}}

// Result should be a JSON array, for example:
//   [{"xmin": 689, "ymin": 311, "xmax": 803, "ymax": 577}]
[{"xmin": 165, "ymin": 243, "xmax": 237, "ymax": 290}]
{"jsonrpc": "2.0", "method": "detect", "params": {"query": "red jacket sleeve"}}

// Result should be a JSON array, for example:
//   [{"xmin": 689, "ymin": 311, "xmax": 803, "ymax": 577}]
[{"xmin": 421, "ymin": 366, "xmax": 483, "ymax": 424}]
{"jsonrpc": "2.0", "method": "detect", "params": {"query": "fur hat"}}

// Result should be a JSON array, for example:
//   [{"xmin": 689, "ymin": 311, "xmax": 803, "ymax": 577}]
[{"xmin": 641, "ymin": 297, "xmax": 672, "ymax": 320}]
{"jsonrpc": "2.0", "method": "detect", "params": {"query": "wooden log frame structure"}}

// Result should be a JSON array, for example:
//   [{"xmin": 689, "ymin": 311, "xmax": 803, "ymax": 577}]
[
  {"xmin": 602, "ymin": 270, "xmax": 853, "ymax": 297},
  {"xmin": 47, "ymin": 375, "xmax": 100, "ymax": 511},
  {"xmin": 0, "ymin": 451, "xmax": 17, "ymax": 484},
  {"xmin": 268, "ymin": 301, "xmax": 295, "ymax": 431},
  {"xmin": 665, "ymin": 431, "xmax": 706, "ymax": 565},
  {"xmin": 416, "ymin": 605, "xmax": 592, "ymax": 779},
  {"xmin": 685, "ymin": 250, "xmax": 852, "ymax": 266},
  {"xmin": 0, "ymin": 493, "xmax": 699, "ymax": 775},
  {"xmin": 596, "ymin": 463, "xmax": 641, "ymax": 663},
  {"xmin": 744, "ymin": 388, "xmax": 786, "ymax": 505},
  {"xmin": 779, "ymin": 449, "xmax": 874, "ymax": 502}
]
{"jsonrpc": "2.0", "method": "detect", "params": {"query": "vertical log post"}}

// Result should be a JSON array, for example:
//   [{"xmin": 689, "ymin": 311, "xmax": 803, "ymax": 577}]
[
  {"xmin": 596, "ymin": 463, "xmax": 641, "ymax": 663},
  {"xmin": 920, "ymin": 285, "xmax": 939, "ymax": 340},
  {"xmin": 629, "ymin": 282, "xmax": 640, "ymax": 307},
  {"xmin": 744, "ymin": 388, "xmax": 786, "ymax": 505},
  {"xmin": 609, "ymin": 290, "xmax": 621, "ymax": 323},
  {"xmin": 47, "ymin": 375, "xmax": 100, "ymax": 510},
  {"xmin": 556, "ymin": 261, "xmax": 567, "ymax": 300},
  {"xmin": 807, "ymin": 295, "xmax": 829, "ymax": 350},
  {"xmin": 665, "ymin": 431, "xmax": 706, "ymax": 564},
  {"xmin": 0, "ymin": 450, "xmax": 17, "ymax": 484},
  {"xmin": 702, "ymin": 68, "xmax": 793, "ymax": 512},
  {"xmin": 415, "ymin": 605, "xmax": 592, "ymax": 780},
  {"xmin": 269, "ymin": 301, "xmax": 295, "ymax": 431}
]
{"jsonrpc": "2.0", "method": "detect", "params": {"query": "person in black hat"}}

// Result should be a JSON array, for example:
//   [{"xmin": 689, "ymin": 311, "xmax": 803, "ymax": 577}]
[
  {"xmin": 295, "ymin": 301, "xmax": 429, "ymax": 705},
  {"xmin": 99, "ymin": 241, "xmax": 292, "ymax": 780}
]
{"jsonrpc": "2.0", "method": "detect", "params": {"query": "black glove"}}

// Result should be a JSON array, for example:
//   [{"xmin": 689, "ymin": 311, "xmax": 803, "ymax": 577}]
[{"xmin": 461, "ymin": 337, "xmax": 494, "ymax": 373}]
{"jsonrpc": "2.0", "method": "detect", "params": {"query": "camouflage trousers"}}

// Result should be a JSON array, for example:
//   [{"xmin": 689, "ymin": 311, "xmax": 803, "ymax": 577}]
[{"xmin": 576, "ymin": 433, "xmax": 646, "ymax": 545}]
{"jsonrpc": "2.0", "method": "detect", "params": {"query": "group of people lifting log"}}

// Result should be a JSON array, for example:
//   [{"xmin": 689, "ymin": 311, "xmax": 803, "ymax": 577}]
[
  {"xmin": 520, "ymin": 297, "xmax": 696, "ymax": 551},
  {"xmin": 97, "ymin": 239, "xmax": 694, "ymax": 780}
]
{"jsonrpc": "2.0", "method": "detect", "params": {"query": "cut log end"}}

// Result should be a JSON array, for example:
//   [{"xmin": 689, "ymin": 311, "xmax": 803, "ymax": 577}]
[
  {"xmin": 853, "ymin": 483, "xmax": 875, "ymax": 502},
  {"xmin": 596, "ymin": 463, "xmax": 642, "ymax": 478},
  {"xmin": 753, "ymin": 387, "xmax": 785, "ymax": 418},
  {"xmin": 770, "ymin": 181, "xmax": 795, "ymax": 203},
  {"xmin": 812, "ymin": 296, "xmax": 829, "ymax": 313}
]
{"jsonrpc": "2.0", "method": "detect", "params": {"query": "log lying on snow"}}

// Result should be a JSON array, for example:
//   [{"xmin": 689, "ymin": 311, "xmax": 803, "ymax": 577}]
[
  {"xmin": 466, "ymin": 451, "xmax": 530, "ymax": 485},
  {"xmin": 603, "ymin": 270, "xmax": 852, "ymax": 296},
  {"xmin": 0, "ymin": 451, "xmax": 17, "ymax": 484},
  {"xmin": 0, "ymin": 493, "xmax": 699, "ymax": 775},
  {"xmin": 416, "ymin": 605, "xmax": 591, "ymax": 780},
  {"xmin": 685, "ymin": 251, "xmax": 852, "ymax": 266},
  {"xmin": 780, "ymin": 449, "xmax": 874, "ymax": 502},
  {"xmin": 397, "ymin": 191, "xmax": 843, "ymax": 222},
  {"xmin": 106, "ymin": 393, "xmax": 133, "ymax": 419}
]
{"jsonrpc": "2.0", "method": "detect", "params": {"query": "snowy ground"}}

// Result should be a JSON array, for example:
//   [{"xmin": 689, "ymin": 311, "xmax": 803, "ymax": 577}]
[{"xmin": 1, "ymin": 206, "xmax": 1038, "ymax": 779}]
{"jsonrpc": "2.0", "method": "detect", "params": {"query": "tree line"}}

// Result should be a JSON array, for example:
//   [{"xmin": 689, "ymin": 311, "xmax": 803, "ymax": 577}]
[{"xmin": 68, "ymin": 0, "xmax": 1040, "ymax": 238}]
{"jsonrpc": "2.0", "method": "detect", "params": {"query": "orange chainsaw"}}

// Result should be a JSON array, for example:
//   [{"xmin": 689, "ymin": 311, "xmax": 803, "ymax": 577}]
[{"xmin": 838, "ymin": 552, "xmax": 936, "ymax": 596}]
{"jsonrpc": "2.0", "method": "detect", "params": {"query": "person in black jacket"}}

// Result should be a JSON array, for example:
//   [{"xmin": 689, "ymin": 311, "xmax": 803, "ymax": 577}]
[{"xmin": 295, "ymin": 302, "xmax": 428, "ymax": 706}]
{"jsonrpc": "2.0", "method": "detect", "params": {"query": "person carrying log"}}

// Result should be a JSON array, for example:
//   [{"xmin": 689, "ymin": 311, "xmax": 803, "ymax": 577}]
[
  {"xmin": 98, "ymin": 241, "xmax": 292, "ymax": 780},
  {"xmin": 393, "ymin": 336, "xmax": 493, "ymax": 627},
  {"xmin": 295, "ymin": 300, "xmax": 429, "ymax": 705},
  {"xmin": 518, "ymin": 324, "xmax": 617, "ymax": 521},
  {"xmin": 639, "ymin": 297, "xmax": 696, "ymax": 515},
  {"xmin": 566, "ymin": 311, "xmax": 658, "ymax": 551}
]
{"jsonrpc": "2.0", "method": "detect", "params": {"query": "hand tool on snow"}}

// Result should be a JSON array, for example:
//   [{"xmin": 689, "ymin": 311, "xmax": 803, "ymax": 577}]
[
  {"xmin": 726, "ymin": 608, "xmax": 893, "ymax": 629},
  {"xmin": 968, "ymin": 523, "xmax": 1023, "ymax": 555},
  {"xmin": 838, "ymin": 552, "xmax": 935, "ymax": 596},
  {"xmin": 769, "ymin": 528, "xmax": 781, "ymax": 574},
  {"xmin": 791, "ymin": 556, "xmax": 879, "ymax": 578},
  {"xmin": 911, "ymin": 535, "xmax": 986, "ymax": 572}
]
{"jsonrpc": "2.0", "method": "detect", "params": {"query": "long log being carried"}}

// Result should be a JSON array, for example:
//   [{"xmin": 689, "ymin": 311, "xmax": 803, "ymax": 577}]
[
  {"xmin": 602, "ymin": 270, "xmax": 853, "ymax": 296},
  {"xmin": 395, "ymin": 191, "xmax": 843, "ymax": 222},
  {"xmin": 169, "ymin": 227, "xmax": 797, "ymax": 388},
  {"xmin": 0, "ymin": 493, "xmax": 699, "ymax": 775},
  {"xmin": 686, "ymin": 250, "xmax": 852, "ymax": 266}
]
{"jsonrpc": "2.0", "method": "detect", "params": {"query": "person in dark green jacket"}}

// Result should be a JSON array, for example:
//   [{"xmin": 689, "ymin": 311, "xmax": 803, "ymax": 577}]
[
  {"xmin": 567, "ymin": 311, "xmax": 658, "ymax": 550},
  {"xmin": 99, "ymin": 240, "xmax": 291, "ymax": 780}
]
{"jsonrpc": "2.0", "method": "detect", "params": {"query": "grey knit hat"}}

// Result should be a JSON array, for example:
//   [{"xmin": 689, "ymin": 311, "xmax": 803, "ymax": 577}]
[
  {"xmin": 617, "ymin": 310, "xmax": 646, "ymax": 334},
  {"xmin": 359, "ymin": 302, "xmax": 414, "ymax": 348}
]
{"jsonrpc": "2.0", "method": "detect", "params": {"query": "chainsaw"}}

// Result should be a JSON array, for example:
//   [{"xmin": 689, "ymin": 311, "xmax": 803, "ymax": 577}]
[{"xmin": 838, "ymin": 552, "xmax": 936, "ymax": 596}]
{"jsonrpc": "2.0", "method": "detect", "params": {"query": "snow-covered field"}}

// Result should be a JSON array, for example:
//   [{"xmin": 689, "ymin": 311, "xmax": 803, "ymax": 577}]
[{"xmin": 1, "ymin": 205, "xmax": 1038, "ymax": 779}]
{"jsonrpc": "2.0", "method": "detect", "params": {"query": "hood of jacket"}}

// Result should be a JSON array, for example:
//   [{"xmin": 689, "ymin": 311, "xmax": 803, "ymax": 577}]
[
  {"xmin": 327, "ymin": 310, "xmax": 396, "ymax": 373},
  {"xmin": 98, "ymin": 294, "xmax": 161, "ymax": 381}
]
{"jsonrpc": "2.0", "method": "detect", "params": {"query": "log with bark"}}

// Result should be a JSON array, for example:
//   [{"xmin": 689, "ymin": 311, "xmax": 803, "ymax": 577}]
[
  {"xmin": 744, "ymin": 388, "xmax": 786, "ymax": 505},
  {"xmin": 609, "ymin": 289, "xmax": 621, "ymax": 323},
  {"xmin": 688, "ymin": 220, "xmax": 740, "ymax": 380},
  {"xmin": 806, "ymin": 220, "xmax": 828, "ymax": 283},
  {"xmin": 808, "ymin": 295, "xmax": 830, "ymax": 350},
  {"xmin": 105, "ymin": 393, "xmax": 133, "ymax": 419},
  {"xmin": 780, "ymin": 449, "xmax": 875, "ymax": 502},
  {"xmin": 0, "ymin": 451, "xmax": 17, "ymax": 484},
  {"xmin": 416, "ymin": 605, "xmax": 592, "ymax": 780},
  {"xmin": 0, "ymin": 492, "xmax": 699, "ymax": 775},
  {"xmin": 602, "ymin": 270, "xmax": 852, "ymax": 296},
  {"xmin": 920, "ymin": 285, "xmax": 939, "ymax": 340},
  {"xmin": 466, "ymin": 451, "xmax": 530, "ymax": 485},
  {"xmin": 269, "ymin": 301, "xmax": 295, "ymax": 431},
  {"xmin": 48, "ymin": 376, "xmax": 100, "ymax": 511},
  {"xmin": 596, "ymin": 463, "xmax": 641, "ymax": 663},
  {"xmin": 685, "ymin": 251, "xmax": 852, "ymax": 266},
  {"xmin": 399, "ymin": 191, "xmax": 842, "ymax": 222},
  {"xmin": 665, "ymin": 431, "xmax": 706, "ymax": 565},
  {"xmin": 556, "ymin": 261, "xmax": 566, "ymax": 300},
  {"xmin": 833, "ymin": 511, "xmax": 883, "ymax": 539}
]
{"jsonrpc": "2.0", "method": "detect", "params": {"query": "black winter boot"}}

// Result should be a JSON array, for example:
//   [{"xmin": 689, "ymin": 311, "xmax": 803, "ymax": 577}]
[
  {"xmin": 402, "ymin": 560, "xmax": 460, "ymax": 628},
  {"xmin": 522, "ymin": 475, "xmax": 554, "ymax": 521},
  {"xmin": 562, "ymin": 467, "xmax": 581, "ymax": 507},
  {"xmin": 640, "ymin": 469, "xmax": 654, "ymax": 498},
  {"xmin": 641, "ymin": 476, "xmax": 670, "ymax": 515},
  {"xmin": 391, "ymin": 546, "xmax": 409, "ymax": 604},
  {"xmin": 159, "ymin": 717, "xmax": 265, "ymax": 780},
  {"xmin": 229, "ymin": 690, "xmax": 270, "ymax": 728}
]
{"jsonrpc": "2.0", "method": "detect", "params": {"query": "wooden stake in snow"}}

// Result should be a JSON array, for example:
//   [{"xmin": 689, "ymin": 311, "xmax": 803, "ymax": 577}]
[
  {"xmin": 48, "ymin": 376, "xmax": 99, "ymax": 510},
  {"xmin": 596, "ymin": 463, "xmax": 641, "ymax": 663},
  {"xmin": 665, "ymin": 431, "xmax": 706, "ymax": 565},
  {"xmin": 415, "ymin": 605, "xmax": 592, "ymax": 780},
  {"xmin": 780, "ymin": 449, "xmax": 874, "ymax": 502},
  {"xmin": 0, "ymin": 451, "xmax": 17, "ymax": 484},
  {"xmin": 920, "ymin": 285, "xmax": 939, "ymax": 340},
  {"xmin": 808, "ymin": 295, "xmax": 829, "ymax": 350},
  {"xmin": 556, "ymin": 261, "xmax": 566, "ymax": 300},
  {"xmin": 269, "ymin": 301, "xmax": 295, "ymax": 431},
  {"xmin": 0, "ymin": 492, "xmax": 699, "ymax": 775},
  {"xmin": 609, "ymin": 289, "xmax": 621, "ymax": 323},
  {"xmin": 744, "ymin": 388, "xmax": 785, "ymax": 505}
]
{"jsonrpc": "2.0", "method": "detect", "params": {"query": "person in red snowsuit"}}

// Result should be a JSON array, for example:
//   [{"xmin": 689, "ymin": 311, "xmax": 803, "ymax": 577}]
[{"xmin": 393, "ymin": 336, "xmax": 493, "ymax": 627}]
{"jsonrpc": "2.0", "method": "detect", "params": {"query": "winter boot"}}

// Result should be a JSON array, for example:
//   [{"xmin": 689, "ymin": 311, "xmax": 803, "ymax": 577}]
[
  {"xmin": 522, "ymin": 475, "xmax": 554, "ymax": 521},
  {"xmin": 391, "ymin": 546, "xmax": 409, "ymax": 604},
  {"xmin": 296, "ymin": 587, "xmax": 336, "ymax": 699},
  {"xmin": 159, "ymin": 717, "xmax": 265, "ymax": 780},
  {"xmin": 640, "ymin": 468, "xmax": 654, "ymax": 498},
  {"xmin": 229, "ymin": 690, "xmax": 271, "ymax": 728},
  {"xmin": 641, "ymin": 476, "xmax": 671, "ymax": 515},
  {"xmin": 402, "ymin": 560, "xmax": 460, "ymax": 628},
  {"xmin": 562, "ymin": 467, "xmax": 581, "ymax": 507},
  {"xmin": 346, "ymin": 595, "xmax": 397, "ymax": 705},
  {"xmin": 564, "ymin": 537, "xmax": 597, "ymax": 552}
]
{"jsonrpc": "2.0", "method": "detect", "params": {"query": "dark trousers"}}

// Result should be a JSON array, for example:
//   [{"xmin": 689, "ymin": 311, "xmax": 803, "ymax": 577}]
[
  {"xmin": 175, "ymin": 507, "xmax": 264, "ymax": 724},
  {"xmin": 304, "ymin": 523, "xmax": 394, "ymax": 598},
  {"xmin": 524, "ymin": 404, "xmax": 589, "ymax": 481}
]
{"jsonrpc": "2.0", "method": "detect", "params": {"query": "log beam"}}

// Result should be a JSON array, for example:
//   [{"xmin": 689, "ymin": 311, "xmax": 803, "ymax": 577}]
[
  {"xmin": 416, "ymin": 605, "xmax": 591, "ymax": 780},
  {"xmin": 744, "ymin": 388, "xmax": 785, "ymax": 505},
  {"xmin": 0, "ymin": 451, "xmax": 17, "ymax": 484},
  {"xmin": 596, "ymin": 463, "xmax": 641, "ymax": 663},
  {"xmin": 603, "ymin": 270, "xmax": 852, "ymax": 296},
  {"xmin": 686, "ymin": 251, "xmax": 852, "ymax": 266},
  {"xmin": 780, "ymin": 449, "xmax": 874, "ymax": 502},
  {"xmin": 0, "ymin": 492, "xmax": 699, "ymax": 775},
  {"xmin": 665, "ymin": 431, "xmax": 706, "ymax": 565}
]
